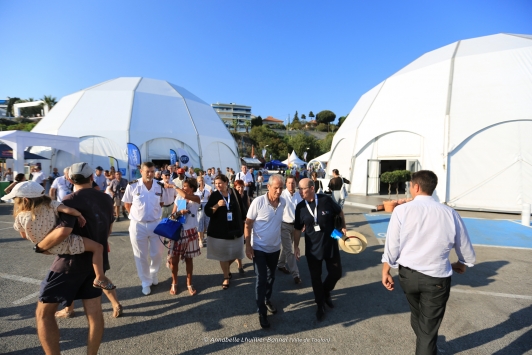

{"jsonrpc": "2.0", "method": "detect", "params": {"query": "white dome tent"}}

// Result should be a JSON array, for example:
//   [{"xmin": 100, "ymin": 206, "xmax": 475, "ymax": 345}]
[
  {"xmin": 31, "ymin": 77, "xmax": 240, "ymax": 173},
  {"xmin": 328, "ymin": 33, "xmax": 532, "ymax": 213}
]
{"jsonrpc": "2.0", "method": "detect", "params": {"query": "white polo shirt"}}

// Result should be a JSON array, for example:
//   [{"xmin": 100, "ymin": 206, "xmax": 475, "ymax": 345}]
[
  {"xmin": 235, "ymin": 171, "xmax": 253, "ymax": 191},
  {"xmin": 51, "ymin": 176, "xmax": 72, "ymax": 202},
  {"xmin": 122, "ymin": 179, "xmax": 164, "ymax": 222},
  {"xmin": 281, "ymin": 188, "xmax": 302, "ymax": 224},
  {"xmin": 246, "ymin": 194, "xmax": 286, "ymax": 253},
  {"xmin": 31, "ymin": 171, "xmax": 45, "ymax": 185}
]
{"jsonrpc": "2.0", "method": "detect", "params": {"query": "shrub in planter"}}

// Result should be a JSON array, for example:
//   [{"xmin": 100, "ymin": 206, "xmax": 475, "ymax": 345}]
[
  {"xmin": 380, "ymin": 171, "xmax": 397, "ymax": 201},
  {"xmin": 394, "ymin": 170, "xmax": 412, "ymax": 200}
]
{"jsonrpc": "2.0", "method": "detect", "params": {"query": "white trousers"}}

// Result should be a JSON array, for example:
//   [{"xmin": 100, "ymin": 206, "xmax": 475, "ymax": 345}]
[
  {"xmin": 129, "ymin": 220, "xmax": 165, "ymax": 287},
  {"xmin": 277, "ymin": 222, "xmax": 299, "ymax": 277}
]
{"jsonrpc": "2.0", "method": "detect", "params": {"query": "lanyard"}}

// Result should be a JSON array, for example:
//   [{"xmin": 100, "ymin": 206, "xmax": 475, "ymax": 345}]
[
  {"xmin": 305, "ymin": 195, "xmax": 319, "ymax": 224},
  {"xmin": 221, "ymin": 191, "xmax": 230, "ymax": 208}
]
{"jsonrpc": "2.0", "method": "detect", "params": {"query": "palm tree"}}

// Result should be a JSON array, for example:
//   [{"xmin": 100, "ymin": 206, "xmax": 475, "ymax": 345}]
[
  {"xmin": 232, "ymin": 119, "xmax": 239, "ymax": 132},
  {"xmin": 41, "ymin": 95, "xmax": 57, "ymax": 110},
  {"xmin": 244, "ymin": 120, "xmax": 251, "ymax": 133}
]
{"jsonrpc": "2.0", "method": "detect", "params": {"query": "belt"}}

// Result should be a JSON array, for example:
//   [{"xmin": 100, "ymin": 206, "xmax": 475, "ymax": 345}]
[
  {"xmin": 283, "ymin": 221, "xmax": 294, "ymax": 225},
  {"xmin": 163, "ymin": 203, "xmax": 174, "ymax": 207}
]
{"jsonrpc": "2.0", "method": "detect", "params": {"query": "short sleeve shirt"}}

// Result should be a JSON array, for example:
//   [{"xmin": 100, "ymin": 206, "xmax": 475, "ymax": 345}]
[
  {"xmin": 122, "ymin": 179, "xmax": 163, "ymax": 222},
  {"xmin": 246, "ymin": 194, "xmax": 285, "ymax": 253},
  {"xmin": 294, "ymin": 194, "xmax": 341, "ymax": 260},
  {"xmin": 175, "ymin": 195, "xmax": 199, "ymax": 230},
  {"xmin": 51, "ymin": 176, "xmax": 72, "ymax": 202},
  {"xmin": 32, "ymin": 171, "xmax": 45, "ymax": 184},
  {"xmin": 51, "ymin": 188, "xmax": 114, "ymax": 273}
]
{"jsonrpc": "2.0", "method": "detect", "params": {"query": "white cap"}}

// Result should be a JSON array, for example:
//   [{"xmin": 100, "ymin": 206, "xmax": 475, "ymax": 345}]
[{"xmin": 1, "ymin": 181, "xmax": 44, "ymax": 201}]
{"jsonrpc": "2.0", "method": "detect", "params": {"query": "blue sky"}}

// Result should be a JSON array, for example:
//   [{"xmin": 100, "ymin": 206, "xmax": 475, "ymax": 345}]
[{"xmin": 1, "ymin": 0, "xmax": 531, "ymax": 123}]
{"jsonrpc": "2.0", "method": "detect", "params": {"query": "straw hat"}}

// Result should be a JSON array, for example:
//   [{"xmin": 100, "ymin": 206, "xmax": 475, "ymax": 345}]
[{"xmin": 338, "ymin": 231, "xmax": 367, "ymax": 254}]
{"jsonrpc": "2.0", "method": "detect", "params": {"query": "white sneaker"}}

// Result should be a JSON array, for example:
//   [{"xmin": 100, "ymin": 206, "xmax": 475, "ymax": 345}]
[
  {"xmin": 142, "ymin": 286, "xmax": 151, "ymax": 295},
  {"xmin": 151, "ymin": 275, "xmax": 159, "ymax": 286}
]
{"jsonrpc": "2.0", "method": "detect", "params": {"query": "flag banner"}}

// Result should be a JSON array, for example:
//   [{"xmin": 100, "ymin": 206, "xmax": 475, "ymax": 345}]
[
  {"xmin": 176, "ymin": 147, "xmax": 190, "ymax": 166},
  {"xmin": 269, "ymin": 154, "xmax": 272, "ymax": 161},
  {"xmin": 303, "ymin": 151, "xmax": 308, "ymax": 161},
  {"xmin": 262, "ymin": 149, "xmax": 267, "ymax": 158},
  {"xmin": 127, "ymin": 143, "xmax": 142, "ymax": 181},
  {"xmin": 170, "ymin": 149, "xmax": 178, "ymax": 166}
]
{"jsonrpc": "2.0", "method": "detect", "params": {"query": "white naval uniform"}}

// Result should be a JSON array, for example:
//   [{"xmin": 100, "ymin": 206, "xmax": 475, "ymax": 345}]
[{"xmin": 122, "ymin": 179, "xmax": 165, "ymax": 288}]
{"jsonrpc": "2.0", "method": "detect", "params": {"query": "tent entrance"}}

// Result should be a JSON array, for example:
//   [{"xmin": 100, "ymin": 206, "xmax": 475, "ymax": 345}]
[
  {"xmin": 378, "ymin": 160, "xmax": 407, "ymax": 195},
  {"xmin": 152, "ymin": 159, "xmax": 171, "ymax": 168}
]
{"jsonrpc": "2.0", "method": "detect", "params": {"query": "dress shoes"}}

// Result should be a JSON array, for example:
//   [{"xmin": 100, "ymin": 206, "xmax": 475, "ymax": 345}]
[
  {"xmin": 265, "ymin": 300, "xmax": 277, "ymax": 314},
  {"xmin": 142, "ymin": 286, "xmax": 151, "ymax": 296},
  {"xmin": 316, "ymin": 305, "xmax": 326, "ymax": 322},
  {"xmin": 259, "ymin": 313, "xmax": 270, "ymax": 328},
  {"xmin": 122, "ymin": 210, "xmax": 128, "ymax": 218},
  {"xmin": 277, "ymin": 266, "xmax": 290, "ymax": 274},
  {"xmin": 324, "ymin": 295, "xmax": 334, "ymax": 308},
  {"xmin": 294, "ymin": 276, "xmax": 302, "ymax": 284}
]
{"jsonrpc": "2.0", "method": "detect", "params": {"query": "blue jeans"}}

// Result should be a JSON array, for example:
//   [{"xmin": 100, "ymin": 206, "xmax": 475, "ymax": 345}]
[{"xmin": 253, "ymin": 249, "xmax": 280, "ymax": 315}]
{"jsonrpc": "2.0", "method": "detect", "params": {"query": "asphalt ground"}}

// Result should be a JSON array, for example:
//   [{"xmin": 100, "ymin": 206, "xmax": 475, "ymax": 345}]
[{"xmin": 0, "ymin": 203, "xmax": 531, "ymax": 355}]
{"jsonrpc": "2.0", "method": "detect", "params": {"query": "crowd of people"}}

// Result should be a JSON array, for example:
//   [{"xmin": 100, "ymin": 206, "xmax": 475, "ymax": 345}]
[{"xmin": 1, "ymin": 159, "xmax": 475, "ymax": 355}]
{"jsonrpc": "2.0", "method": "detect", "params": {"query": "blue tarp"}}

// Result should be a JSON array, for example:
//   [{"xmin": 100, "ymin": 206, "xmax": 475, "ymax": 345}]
[{"xmin": 265, "ymin": 160, "xmax": 287, "ymax": 169}]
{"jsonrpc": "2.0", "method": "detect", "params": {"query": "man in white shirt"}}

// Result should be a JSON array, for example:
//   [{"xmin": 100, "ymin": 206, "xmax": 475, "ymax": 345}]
[
  {"xmin": 122, "ymin": 162, "xmax": 166, "ymax": 296},
  {"xmin": 381, "ymin": 170, "xmax": 476, "ymax": 355},
  {"xmin": 204, "ymin": 169, "xmax": 213, "ymax": 187},
  {"xmin": 277, "ymin": 175, "xmax": 302, "ymax": 284},
  {"xmin": 235, "ymin": 165, "xmax": 253, "ymax": 192},
  {"xmin": 244, "ymin": 174, "xmax": 285, "ymax": 329},
  {"xmin": 31, "ymin": 166, "xmax": 46, "ymax": 188},
  {"xmin": 50, "ymin": 168, "xmax": 72, "ymax": 202}
]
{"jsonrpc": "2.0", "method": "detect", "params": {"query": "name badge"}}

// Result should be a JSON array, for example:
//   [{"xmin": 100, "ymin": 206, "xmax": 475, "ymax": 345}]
[
  {"xmin": 314, "ymin": 224, "xmax": 321, "ymax": 232},
  {"xmin": 227, "ymin": 212, "xmax": 233, "ymax": 221}
]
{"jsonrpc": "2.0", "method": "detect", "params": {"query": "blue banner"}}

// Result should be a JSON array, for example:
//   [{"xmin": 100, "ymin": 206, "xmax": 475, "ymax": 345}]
[
  {"xmin": 127, "ymin": 143, "xmax": 142, "ymax": 181},
  {"xmin": 170, "ymin": 149, "xmax": 178, "ymax": 166}
]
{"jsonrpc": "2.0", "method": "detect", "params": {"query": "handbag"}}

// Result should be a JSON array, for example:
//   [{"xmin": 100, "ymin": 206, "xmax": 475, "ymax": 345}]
[
  {"xmin": 154, "ymin": 216, "xmax": 183, "ymax": 242},
  {"xmin": 340, "ymin": 184, "xmax": 348, "ymax": 200}
]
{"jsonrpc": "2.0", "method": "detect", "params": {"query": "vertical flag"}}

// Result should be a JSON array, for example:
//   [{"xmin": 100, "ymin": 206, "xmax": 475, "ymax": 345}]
[
  {"xmin": 127, "ymin": 143, "xmax": 142, "ymax": 181},
  {"xmin": 176, "ymin": 147, "xmax": 190, "ymax": 166},
  {"xmin": 170, "ymin": 149, "xmax": 178, "ymax": 166},
  {"xmin": 108, "ymin": 156, "xmax": 120, "ymax": 172},
  {"xmin": 262, "ymin": 148, "xmax": 267, "ymax": 159},
  {"xmin": 269, "ymin": 154, "xmax": 272, "ymax": 161},
  {"xmin": 303, "ymin": 151, "xmax": 308, "ymax": 161}
]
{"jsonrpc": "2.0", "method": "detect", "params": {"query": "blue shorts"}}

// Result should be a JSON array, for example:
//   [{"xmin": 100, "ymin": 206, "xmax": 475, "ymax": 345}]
[{"xmin": 39, "ymin": 270, "xmax": 102, "ymax": 307}]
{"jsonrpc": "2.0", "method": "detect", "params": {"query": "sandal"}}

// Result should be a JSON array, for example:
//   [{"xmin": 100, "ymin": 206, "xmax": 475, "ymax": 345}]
[
  {"xmin": 169, "ymin": 284, "xmax": 179, "ymax": 295},
  {"xmin": 222, "ymin": 277, "xmax": 230, "ymax": 290},
  {"xmin": 93, "ymin": 279, "xmax": 116, "ymax": 290},
  {"xmin": 112, "ymin": 304, "xmax": 123, "ymax": 318},
  {"xmin": 187, "ymin": 285, "xmax": 197, "ymax": 296},
  {"xmin": 55, "ymin": 309, "xmax": 74, "ymax": 319}
]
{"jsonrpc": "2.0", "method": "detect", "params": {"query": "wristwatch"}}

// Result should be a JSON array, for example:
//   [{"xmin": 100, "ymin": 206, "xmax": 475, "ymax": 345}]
[{"xmin": 34, "ymin": 244, "xmax": 45, "ymax": 253}]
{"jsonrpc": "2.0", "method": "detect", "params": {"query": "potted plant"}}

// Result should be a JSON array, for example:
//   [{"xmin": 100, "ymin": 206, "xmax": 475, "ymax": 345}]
[
  {"xmin": 395, "ymin": 170, "xmax": 412, "ymax": 203},
  {"xmin": 380, "ymin": 171, "xmax": 398, "ymax": 212}
]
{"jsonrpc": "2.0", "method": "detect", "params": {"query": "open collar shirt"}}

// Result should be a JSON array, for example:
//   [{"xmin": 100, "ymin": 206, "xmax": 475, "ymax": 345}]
[
  {"xmin": 281, "ymin": 188, "xmax": 302, "ymax": 223},
  {"xmin": 381, "ymin": 195, "xmax": 476, "ymax": 278}
]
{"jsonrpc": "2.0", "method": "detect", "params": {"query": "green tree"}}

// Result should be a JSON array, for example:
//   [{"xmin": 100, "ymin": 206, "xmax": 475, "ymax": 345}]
[
  {"xmin": 232, "ymin": 119, "xmax": 239, "ymax": 132},
  {"xmin": 6, "ymin": 97, "xmax": 20, "ymax": 117},
  {"xmin": 319, "ymin": 132, "xmax": 335, "ymax": 153},
  {"xmin": 41, "ymin": 95, "xmax": 57, "ymax": 110},
  {"xmin": 316, "ymin": 123, "xmax": 328, "ymax": 132},
  {"xmin": 244, "ymin": 120, "xmax": 251, "ymax": 133},
  {"xmin": 293, "ymin": 111, "xmax": 299, "ymax": 122},
  {"xmin": 338, "ymin": 115, "xmax": 348, "ymax": 127},
  {"xmin": 251, "ymin": 115, "xmax": 263, "ymax": 127},
  {"xmin": 308, "ymin": 111, "xmax": 315, "ymax": 118},
  {"xmin": 286, "ymin": 133, "xmax": 320, "ymax": 161},
  {"xmin": 301, "ymin": 114, "xmax": 306, "ymax": 120},
  {"xmin": 249, "ymin": 126, "xmax": 289, "ymax": 159},
  {"xmin": 316, "ymin": 110, "xmax": 336, "ymax": 132}
]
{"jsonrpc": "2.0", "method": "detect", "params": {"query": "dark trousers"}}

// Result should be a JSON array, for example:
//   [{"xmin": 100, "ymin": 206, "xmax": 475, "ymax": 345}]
[
  {"xmin": 253, "ymin": 249, "xmax": 280, "ymax": 315},
  {"xmin": 306, "ymin": 252, "xmax": 342, "ymax": 306},
  {"xmin": 398, "ymin": 266, "xmax": 451, "ymax": 355}
]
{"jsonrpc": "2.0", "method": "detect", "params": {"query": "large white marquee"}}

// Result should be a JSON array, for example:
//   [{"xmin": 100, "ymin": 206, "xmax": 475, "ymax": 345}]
[
  {"xmin": 329, "ymin": 33, "xmax": 532, "ymax": 213},
  {"xmin": 31, "ymin": 77, "xmax": 240, "ymax": 172}
]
